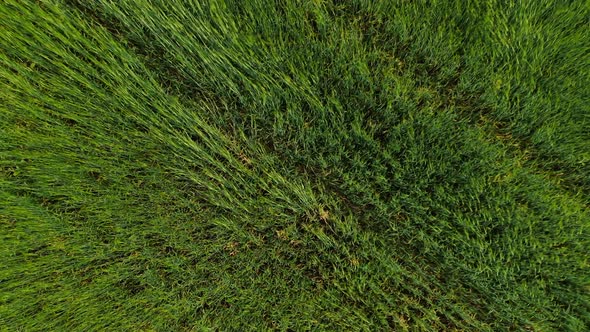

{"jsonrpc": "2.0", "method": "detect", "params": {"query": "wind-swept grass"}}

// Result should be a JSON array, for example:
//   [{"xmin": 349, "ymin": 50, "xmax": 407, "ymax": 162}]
[{"xmin": 1, "ymin": 0, "xmax": 589, "ymax": 331}]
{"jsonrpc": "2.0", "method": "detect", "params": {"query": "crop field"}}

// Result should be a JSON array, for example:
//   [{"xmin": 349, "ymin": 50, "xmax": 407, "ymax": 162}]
[{"xmin": 1, "ymin": 0, "xmax": 589, "ymax": 331}]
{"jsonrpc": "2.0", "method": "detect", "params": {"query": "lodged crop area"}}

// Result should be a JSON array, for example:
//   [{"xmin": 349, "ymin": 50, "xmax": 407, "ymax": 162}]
[{"xmin": 1, "ymin": 1, "xmax": 589, "ymax": 331}]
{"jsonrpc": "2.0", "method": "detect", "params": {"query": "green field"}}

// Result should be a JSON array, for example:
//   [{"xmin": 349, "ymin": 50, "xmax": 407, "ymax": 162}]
[{"xmin": 1, "ymin": 0, "xmax": 589, "ymax": 330}]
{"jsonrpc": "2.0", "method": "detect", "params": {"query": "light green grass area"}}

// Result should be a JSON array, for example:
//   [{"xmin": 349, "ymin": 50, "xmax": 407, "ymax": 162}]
[{"xmin": 1, "ymin": 1, "xmax": 589, "ymax": 330}]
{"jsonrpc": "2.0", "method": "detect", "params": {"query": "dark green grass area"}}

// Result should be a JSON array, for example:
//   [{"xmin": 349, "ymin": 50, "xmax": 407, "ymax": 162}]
[{"xmin": 1, "ymin": 0, "xmax": 589, "ymax": 330}]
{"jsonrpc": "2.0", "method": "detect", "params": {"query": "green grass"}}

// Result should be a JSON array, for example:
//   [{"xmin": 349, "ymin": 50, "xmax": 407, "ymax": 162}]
[{"xmin": 1, "ymin": 0, "xmax": 589, "ymax": 330}]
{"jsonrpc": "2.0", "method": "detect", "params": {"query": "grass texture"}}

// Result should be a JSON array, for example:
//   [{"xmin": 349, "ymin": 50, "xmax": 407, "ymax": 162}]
[{"xmin": 1, "ymin": 0, "xmax": 589, "ymax": 330}]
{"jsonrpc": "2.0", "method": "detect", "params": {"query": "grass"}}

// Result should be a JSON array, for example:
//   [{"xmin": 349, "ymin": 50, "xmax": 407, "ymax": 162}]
[{"xmin": 1, "ymin": 0, "xmax": 589, "ymax": 330}]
